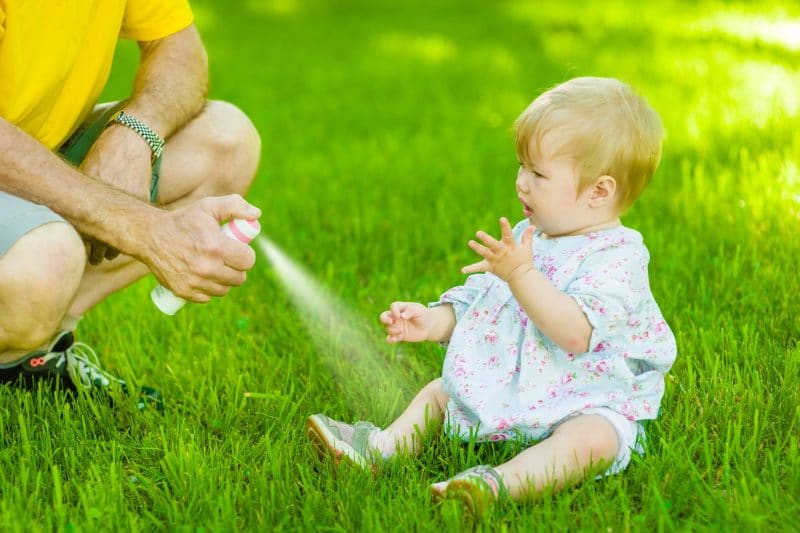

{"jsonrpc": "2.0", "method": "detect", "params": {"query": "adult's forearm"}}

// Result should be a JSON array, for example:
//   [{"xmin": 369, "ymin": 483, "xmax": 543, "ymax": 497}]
[
  {"xmin": 508, "ymin": 269, "xmax": 593, "ymax": 354},
  {"xmin": 123, "ymin": 25, "xmax": 209, "ymax": 139},
  {"xmin": 0, "ymin": 118, "xmax": 158, "ymax": 254}
]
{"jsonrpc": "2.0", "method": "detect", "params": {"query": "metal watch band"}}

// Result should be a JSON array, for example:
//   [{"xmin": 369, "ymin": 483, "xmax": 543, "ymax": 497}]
[
  {"xmin": 107, "ymin": 110, "xmax": 165, "ymax": 160},
  {"xmin": 106, "ymin": 109, "xmax": 164, "ymax": 203}
]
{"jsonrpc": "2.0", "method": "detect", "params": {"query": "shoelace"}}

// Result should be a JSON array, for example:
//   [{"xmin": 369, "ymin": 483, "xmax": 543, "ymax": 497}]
[{"xmin": 64, "ymin": 342, "xmax": 117, "ymax": 390}]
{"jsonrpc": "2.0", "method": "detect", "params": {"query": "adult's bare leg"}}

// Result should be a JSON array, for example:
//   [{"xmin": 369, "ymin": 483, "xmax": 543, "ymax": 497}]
[
  {"xmin": 0, "ymin": 222, "xmax": 85, "ymax": 363},
  {"xmin": 0, "ymin": 100, "xmax": 260, "ymax": 363}
]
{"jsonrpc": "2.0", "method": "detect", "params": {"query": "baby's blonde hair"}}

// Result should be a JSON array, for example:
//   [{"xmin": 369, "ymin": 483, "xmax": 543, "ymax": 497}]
[{"xmin": 515, "ymin": 77, "xmax": 663, "ymax": 212}]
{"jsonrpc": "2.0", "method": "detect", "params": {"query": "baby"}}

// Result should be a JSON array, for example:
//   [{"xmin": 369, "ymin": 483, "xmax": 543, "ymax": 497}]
[{"xmin": 307, "ymin": 77, "xmax": 677, "ymax": 514}]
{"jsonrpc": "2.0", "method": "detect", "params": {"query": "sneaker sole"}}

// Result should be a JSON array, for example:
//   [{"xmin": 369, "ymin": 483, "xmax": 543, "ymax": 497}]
[{"xmin": 306, "ymin": 414, "xmax": 370, "ymax": 470}]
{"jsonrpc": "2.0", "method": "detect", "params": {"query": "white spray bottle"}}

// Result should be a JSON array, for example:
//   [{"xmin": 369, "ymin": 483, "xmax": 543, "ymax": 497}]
[{"xmin": 151, "ymin": 218, "xmax": 261, "ymax": 315}]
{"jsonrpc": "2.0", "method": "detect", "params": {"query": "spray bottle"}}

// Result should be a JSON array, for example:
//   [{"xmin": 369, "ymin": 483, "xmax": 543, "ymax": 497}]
[{"xmin": 151, "ymin": 218, "xmax": 261, "ymax": 315}]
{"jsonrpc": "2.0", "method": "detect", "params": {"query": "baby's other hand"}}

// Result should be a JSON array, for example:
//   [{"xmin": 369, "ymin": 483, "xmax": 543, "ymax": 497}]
[
  {"xmin": 462, "ymin": 217, "xmax": 535, "ymax": 282},
  {"xmin": 380, "ymin": 301, "xmax": 432, "ymax": 343}
]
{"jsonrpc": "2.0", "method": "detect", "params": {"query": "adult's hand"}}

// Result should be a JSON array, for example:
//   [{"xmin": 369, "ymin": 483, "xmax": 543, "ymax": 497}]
[{"xmin": 139, "ymin": 194, "xmax": 261, "ymax": 303}]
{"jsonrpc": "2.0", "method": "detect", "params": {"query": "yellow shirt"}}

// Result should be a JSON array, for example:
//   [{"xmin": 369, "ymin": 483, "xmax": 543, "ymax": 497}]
[{"xmin": 0, "ymin": 0, "xmax": 193, "ymax": 149}]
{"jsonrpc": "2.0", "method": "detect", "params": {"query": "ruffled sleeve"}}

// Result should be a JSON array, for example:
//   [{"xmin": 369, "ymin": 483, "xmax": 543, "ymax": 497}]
[
  {"xmin": 430, "ymin": 274, "xmax": 490, "ymax": 321},
  {"xmin": 566, "ymin": 238, "xmax": 650, "ymax": 354}
]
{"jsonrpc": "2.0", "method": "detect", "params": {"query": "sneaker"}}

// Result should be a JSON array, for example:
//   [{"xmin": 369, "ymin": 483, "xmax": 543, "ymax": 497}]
[
  {"xmin": 430, "ymin": 465, "xmax": 505, "ymax": 515},
  {"xmin": 306, "ymin": 413, "xmax": 380, "ymax": 470},
  {"xmin": 0, "ymin": 331, "xmax": 163, "ymax": 410}
]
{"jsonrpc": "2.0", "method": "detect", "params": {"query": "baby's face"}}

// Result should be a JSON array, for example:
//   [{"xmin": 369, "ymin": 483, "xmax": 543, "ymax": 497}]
[{"xmin": 515, "ymin": 133, "xmax": 604, "ymax": 237}]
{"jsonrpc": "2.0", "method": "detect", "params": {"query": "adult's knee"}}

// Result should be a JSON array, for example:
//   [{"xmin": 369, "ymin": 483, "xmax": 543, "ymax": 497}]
[
  {"xmin": 0, "ymin": 222, "xmax": 85, "ymax": 349},
  {"xmin": 203, "ymin": 100, "xmax": 261, "ymax": 195}
]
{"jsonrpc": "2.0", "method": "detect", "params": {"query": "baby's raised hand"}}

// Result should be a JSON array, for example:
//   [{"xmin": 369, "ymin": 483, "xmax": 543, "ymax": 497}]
[
  {"xmin": 462, "ymin": 217, "xmax": 535, "ymax": 282},
  {"xmin": 380, "ymin": 301, "xmax": 432, "ymax": 343}
]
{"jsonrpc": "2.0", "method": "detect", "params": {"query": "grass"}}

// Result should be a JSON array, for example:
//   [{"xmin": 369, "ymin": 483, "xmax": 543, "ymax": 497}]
[{"xmin": 2, "ymin": 0, "xmax": 799, "ymax": 530}]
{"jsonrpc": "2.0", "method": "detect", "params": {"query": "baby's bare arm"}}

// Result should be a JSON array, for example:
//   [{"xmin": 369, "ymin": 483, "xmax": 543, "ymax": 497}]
[
  {"xmin": 461, "ymin": 218, "xmax": 592, "ymax": 353},
  {"xmin": 425, "ymin": 304, "xmax": 457, "ymax": 342},
  {"xmin": 508, "ymin": 267, "xmax": 593, "ymax": 354}
]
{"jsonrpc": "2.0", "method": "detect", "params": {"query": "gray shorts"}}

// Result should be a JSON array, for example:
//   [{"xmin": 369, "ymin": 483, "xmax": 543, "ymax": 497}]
[{"xmin": 0, "ymin": 192, "xmax": 65, "ymax": 257}]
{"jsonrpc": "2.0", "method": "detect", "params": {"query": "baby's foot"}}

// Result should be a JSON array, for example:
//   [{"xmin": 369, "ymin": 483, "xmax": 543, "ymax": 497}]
[
  {"xmin": 430, "ymin": 465, "xmax": 505, "ymax": 515},
  {"xmin": 306, "ymin": 413, "xmax": 381, "ymax": 470}
]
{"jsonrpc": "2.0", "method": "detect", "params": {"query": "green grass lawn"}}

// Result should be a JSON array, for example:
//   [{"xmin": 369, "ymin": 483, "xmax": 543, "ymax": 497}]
[{"xmin": 2, "ymin": 0, "xmax": 799, "ymax": 530}]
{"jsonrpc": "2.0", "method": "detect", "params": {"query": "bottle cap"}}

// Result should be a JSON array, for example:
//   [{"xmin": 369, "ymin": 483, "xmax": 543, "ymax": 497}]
[{"xmin": 224, "ymin": 218, "xmax": 261, "ymax": 244}]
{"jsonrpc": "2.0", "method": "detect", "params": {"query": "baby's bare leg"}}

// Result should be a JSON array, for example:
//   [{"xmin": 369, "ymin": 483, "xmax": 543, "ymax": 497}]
[
  {"xmin": 495, "ymin": 414, "xmax": 620, "ymax": 500},
  {"xmin": 373, "ymin": 378, "xmax": 449, "ymax": 456}
]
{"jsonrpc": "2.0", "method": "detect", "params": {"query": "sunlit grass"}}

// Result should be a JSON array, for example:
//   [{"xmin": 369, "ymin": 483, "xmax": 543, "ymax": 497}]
[{"xmin": 0, "ymin": 0, "xmax": 797, "ymax": 530}]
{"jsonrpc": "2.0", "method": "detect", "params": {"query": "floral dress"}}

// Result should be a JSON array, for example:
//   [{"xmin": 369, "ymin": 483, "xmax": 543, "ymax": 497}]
[{"xmin": 434, "ymin": 221, "xmax": 677, "ymax": 442}]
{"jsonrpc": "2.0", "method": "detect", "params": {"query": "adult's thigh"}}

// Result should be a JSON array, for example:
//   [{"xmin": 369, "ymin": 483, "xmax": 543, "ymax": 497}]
[
  {"xmin": 0, "ymin": 196, "xmax": 85, "ymax": 350},
  {"xmin": 155, "ymin": 100, "xmax": 261, "ymax": 206}
]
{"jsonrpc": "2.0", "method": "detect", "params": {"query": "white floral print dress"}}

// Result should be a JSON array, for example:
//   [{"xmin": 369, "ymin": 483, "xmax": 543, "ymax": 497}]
[{"xmin": 434, "ymin": 220, "xmax": 677, "ymax": 442}]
